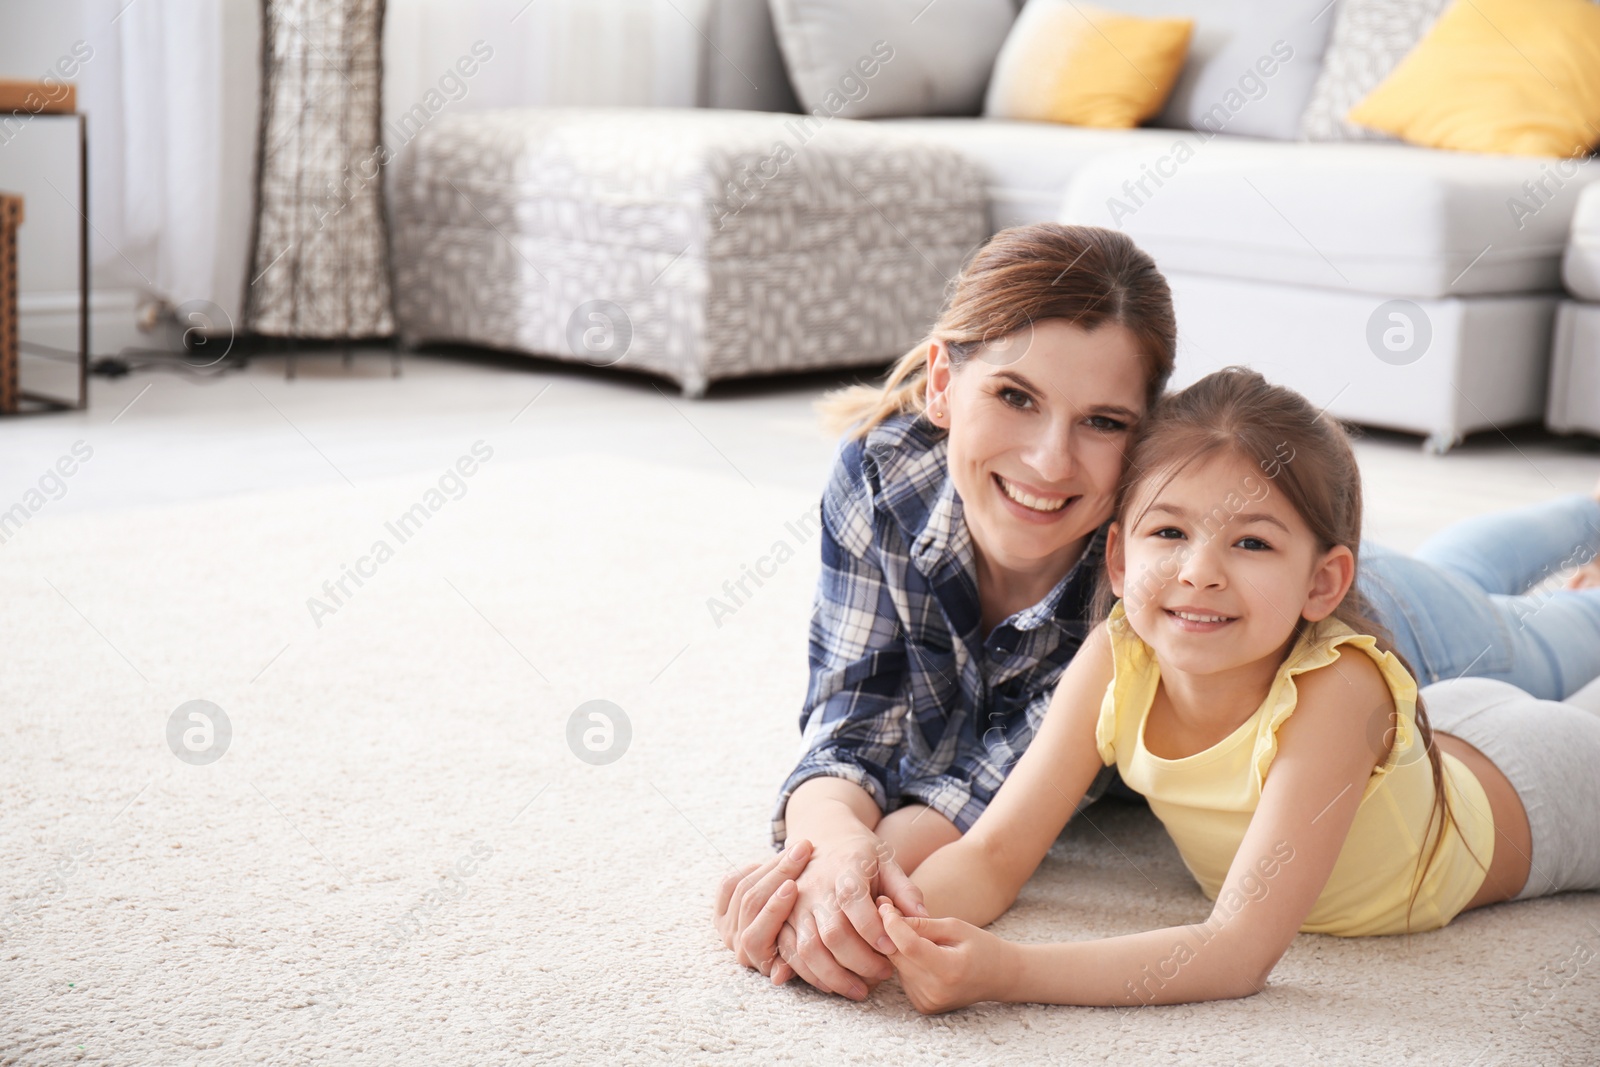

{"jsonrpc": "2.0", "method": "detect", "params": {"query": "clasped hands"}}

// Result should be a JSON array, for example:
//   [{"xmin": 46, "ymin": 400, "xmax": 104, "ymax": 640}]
[{"xmin": 712, "ymin": 836, "xmax": 1013, "ymax": 1013}]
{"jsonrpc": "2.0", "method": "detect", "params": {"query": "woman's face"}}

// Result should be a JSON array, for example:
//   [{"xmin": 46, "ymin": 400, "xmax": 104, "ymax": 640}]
[{"xmin": 924, "ymin": 318, "xmax": 1150, "ymax": 582}]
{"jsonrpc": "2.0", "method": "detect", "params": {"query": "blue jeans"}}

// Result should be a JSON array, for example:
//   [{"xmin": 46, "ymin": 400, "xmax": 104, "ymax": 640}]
[{"xmin": 1359, "ymin": 493, "xmax": 1600, "ymax": 701}]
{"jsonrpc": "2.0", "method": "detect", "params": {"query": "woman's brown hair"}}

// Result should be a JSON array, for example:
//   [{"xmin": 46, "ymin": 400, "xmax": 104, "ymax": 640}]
[
  {"xmin": 1098, "ymin": 366, "xmax": 1486, "ymax": 936},
  {"xmin": 815, "ymin": 223, "xmax": 1179, "ymax": 440}
]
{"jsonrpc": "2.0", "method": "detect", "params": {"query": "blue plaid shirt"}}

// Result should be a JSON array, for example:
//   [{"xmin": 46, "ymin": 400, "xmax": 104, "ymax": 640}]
[{"xmin": 772, "ymin": 410, "xmax": 1118, "ymax": 846}]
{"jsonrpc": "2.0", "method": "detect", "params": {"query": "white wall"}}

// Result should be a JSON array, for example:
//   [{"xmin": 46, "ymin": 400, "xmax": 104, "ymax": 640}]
[{"xmin": 0, "ymin": 0, "xmax": 129, "ymax": 367}]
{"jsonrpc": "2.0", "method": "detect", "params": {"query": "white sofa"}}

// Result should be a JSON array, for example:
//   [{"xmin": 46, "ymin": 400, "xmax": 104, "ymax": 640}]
[
  {"xmin": 386, "ymin": 0, "xmax": 1597, "ymax": 446},
  {"xmin": 1548, "ymin": 183, "xmax": 1600, "ymax": 438},
  {"xmin": 700, "ymin": 0, "xmax": 1600, "ymax": 450}
]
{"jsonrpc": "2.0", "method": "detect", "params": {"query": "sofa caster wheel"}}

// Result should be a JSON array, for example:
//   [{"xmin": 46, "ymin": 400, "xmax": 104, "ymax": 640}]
[
  {"xmin": 1423, "ymin": 432, "xmax": 1463, "ymax": 455},
  {"xmin": 679, "ymin": 373, "xmax": 709, "ymax": 399}
]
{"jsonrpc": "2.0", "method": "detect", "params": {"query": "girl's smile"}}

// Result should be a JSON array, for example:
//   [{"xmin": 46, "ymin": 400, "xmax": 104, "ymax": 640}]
[{"xmin": 1162, "ymin": 606, "xmax": 1237, "ymax": 632}]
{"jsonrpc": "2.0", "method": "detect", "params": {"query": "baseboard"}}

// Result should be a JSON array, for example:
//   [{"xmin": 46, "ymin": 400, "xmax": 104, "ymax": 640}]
[{"xmin": 19, "ymin": 287, "xmax": 145, "ymax": 357}]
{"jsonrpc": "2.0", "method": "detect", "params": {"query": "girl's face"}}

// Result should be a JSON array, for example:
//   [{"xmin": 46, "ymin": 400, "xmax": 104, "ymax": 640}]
[
  {"xmin": 924, "ymin": 319, "xmax": 1148, "ymax": 578},
  {"xmin": 1106, "ymin": 450, "xmax": 1353, "ymax": 678}
]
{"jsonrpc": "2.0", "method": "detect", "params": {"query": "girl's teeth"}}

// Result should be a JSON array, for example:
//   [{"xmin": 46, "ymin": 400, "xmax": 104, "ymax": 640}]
[
  {"xmin": 1173, "ymin": 611, "xmax": 1228, "ymax": 623},
  {"xmin": 998, "ymin": 475, "xmax": 1067, "ymax": 512}
]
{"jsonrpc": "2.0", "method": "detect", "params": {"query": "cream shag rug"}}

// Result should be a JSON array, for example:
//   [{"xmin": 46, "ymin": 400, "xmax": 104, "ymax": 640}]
[{"xmin": 2, "ymin": 449, "xmax": 1596, "ymax": 1066}]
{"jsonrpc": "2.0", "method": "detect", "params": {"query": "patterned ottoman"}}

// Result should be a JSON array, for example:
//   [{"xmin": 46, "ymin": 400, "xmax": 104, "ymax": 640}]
[{"xmin": 389, "ymin": 108, "xmax": 988, "ymax": 397}]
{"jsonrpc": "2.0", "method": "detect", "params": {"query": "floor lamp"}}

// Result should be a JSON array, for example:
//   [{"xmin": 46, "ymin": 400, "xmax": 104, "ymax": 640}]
[{"xmin": 243, "ymin": 0, "xmax": 397, "ymax": 377}]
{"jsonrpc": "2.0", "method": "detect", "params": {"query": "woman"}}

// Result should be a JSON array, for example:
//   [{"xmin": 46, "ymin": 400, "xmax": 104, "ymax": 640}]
[{"xmin": 712, "ymin": 223, "xmax": 1600, "ymax": 1001}]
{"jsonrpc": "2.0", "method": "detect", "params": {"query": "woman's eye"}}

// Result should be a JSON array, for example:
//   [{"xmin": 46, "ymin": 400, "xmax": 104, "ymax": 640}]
[
  {"xmin": 1087, "ymin": 415, "xmax": 1128, "ymax": 432},
  {"xmin": 997, "ymin": 387, "xmax": 1034, "ymax": 410},
  {"xmin": 1236, "ymin": 536, "xmax": 1271, "ymax": 551}
]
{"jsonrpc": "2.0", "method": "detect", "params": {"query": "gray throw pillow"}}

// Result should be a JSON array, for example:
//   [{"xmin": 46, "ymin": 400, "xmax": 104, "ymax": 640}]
[
  {"xmin": 766, "ymin": 0, "xmax": 1016, "ymax": 119},
  {"xmin": 1081, "ymin": 0, "xmax": 1338, "ymax": 140},
  {"xmin": 1298, "ymin": 0, "xmax": 1451, "ymax": 142}
]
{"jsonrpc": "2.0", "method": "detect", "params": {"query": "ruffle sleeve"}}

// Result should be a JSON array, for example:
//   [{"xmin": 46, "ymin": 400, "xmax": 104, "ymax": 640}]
[
  {"xmin": 1250, "ymin": 622, "xmax": 1421, "ymax": 797},
  {"xmin": 1096, "ymin": 601, "xmax": 1153, "ymax": 767}
]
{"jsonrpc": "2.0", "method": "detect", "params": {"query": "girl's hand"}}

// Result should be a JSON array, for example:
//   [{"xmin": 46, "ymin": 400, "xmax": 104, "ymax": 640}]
[{"xmin": 876, "ymin": 897, "xmax": 1015, "ymax": 1014}]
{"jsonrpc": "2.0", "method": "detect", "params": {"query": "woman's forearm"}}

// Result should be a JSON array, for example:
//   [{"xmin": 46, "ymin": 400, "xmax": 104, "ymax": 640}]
[{"xmin": 1003, "ymin": 921, "xmax": 1269, "ymax": 1007}]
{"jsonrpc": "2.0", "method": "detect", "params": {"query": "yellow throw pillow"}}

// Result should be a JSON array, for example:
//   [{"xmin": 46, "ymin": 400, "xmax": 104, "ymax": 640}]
[
  {"xmin": 1347, "ymin": 0, "xmax": 1600, "ymax": 158},
  {"xmin": 984, "ymin": 1, "xmax": 1194, "ymax": 129}
]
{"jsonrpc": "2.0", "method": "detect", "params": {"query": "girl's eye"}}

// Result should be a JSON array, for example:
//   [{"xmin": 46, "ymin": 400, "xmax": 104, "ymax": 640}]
[
  {"xmin": 1087, "ymin": 415, "xmax": 1128, "ymax": 432},
  {"xmin": 1152, "ymin": 527, "xmax": 1185, "ymax": 540},
  {"xmin": 1236, "ymin": 536, "xmax": 1272, "ymax": 551},
  {"xmin": 996, "ymin": 386, "xmax": 1034, "ymax": 410}
]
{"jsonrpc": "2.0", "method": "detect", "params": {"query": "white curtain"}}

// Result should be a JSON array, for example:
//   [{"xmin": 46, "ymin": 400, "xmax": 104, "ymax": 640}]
[
  {"xmin": 80, "ymin": 0, "xmax": 237, "ymax": 320},
  {"xmin": 384, "ymin": 0, "xmax": 709, "ymax": 116}
]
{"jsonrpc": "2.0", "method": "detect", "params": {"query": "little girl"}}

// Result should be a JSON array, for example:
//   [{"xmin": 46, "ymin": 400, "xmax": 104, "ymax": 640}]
[{"xmin": 849, "ymin": 367, "xmax": 1600, "ymax": 1012}]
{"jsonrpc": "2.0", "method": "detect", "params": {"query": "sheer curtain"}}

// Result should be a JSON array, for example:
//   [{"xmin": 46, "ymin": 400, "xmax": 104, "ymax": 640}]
[
  {"xmin": 79, "ymin": 0, "xmax": 715, "ymax": 333},
  {"xmin": 384, "ymin": 0, "xmax": 709, "ymax": 116},
  {"xmin": 79, "ymin": 0, "xmax": 256, "ymax": 333}
]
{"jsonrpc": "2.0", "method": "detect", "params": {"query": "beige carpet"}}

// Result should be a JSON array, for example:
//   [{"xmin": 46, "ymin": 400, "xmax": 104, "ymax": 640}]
[{"xmin": 2, "ymin": 448, "xmax": 1595, "ymax": 1066}]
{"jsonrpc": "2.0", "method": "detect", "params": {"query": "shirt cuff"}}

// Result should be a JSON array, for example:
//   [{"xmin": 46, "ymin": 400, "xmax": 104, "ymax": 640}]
[
  {"xmin": 771, "ymin": 753, "xmax": 890, "ymax": 849},
  {"xmin": 899, "ymin": 764, "xmax": 1123, "ymax": 835}
]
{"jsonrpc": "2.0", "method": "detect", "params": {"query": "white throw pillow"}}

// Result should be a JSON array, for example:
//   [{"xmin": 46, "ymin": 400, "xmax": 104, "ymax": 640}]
[
  {"xmin": 1008, "ymin": 0, "xmax": 1337, "ymax": 140},
  {"xmin": 1297, "ymin": 0, "xmax": 1452, "ymax": 142},
  {"xmin": 766, "ymin": 0, "xmax": 1017, "ymax": 119}
]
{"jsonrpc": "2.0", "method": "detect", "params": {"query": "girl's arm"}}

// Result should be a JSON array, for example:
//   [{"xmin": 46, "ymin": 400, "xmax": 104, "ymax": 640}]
[
  {"xmin": 910, "ymin": 621, "xmax": 1118, "ymax": 926},
  {"xmin": 883, "ymin": 647, "xmax": 1393, "ymax": 1012}
]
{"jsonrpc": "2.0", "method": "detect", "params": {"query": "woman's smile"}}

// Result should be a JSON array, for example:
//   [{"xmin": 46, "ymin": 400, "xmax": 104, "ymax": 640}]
[{"xmin": 993, "ymin": 472, "xmax": 1077, "ymax": 520}]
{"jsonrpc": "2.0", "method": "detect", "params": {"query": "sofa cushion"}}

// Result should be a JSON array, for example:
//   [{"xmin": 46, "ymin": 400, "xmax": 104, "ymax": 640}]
[
  {"xmin": 1059, "ymin": 138, "xmax": 1600, "ymax": 297},
  {"xmin": 1299, "ymin": 0, "xmax": 1450, "ymax": 143},
  {"xmin": 1567, "ymin": 182, "xmax": 1600, "ymax": 301},
  {"xmin": 1083, "ymin": 0, "xmax": 1336, "ymax": 140},
  {"xmin": 766, "ymin": 0, "xmax": 1015, "ymax": 119},
  {"xmin": 983, "ymin": 1, "xmax": 1193, "ymax": 129},
  {"xmin": 1346, "ymin": 0, "xmax": 1600, "ymax": 159},
  {"xmin": 874, "ymin": 116, "xmax": 1194, "ymax": 230}
]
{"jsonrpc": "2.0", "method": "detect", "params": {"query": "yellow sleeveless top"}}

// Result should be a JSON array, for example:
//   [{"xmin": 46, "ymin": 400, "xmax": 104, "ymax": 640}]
[{"xmin": 1095, "ymin": 601, "xmax": 1496, "ymax": 936}]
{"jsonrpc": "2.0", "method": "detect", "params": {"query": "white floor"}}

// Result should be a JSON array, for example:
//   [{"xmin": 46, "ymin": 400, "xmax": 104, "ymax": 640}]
[
  {"xmin": 3, "ymin": 344, "xmax": 1596, "ymax": 552},
  {"xmin": 4, "ymin": 345, "xmax": 1598, "ymax": 1065}
]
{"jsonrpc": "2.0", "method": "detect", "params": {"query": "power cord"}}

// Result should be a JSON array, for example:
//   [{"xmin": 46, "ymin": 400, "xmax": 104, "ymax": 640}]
[{"xmin": 21, "ymin": 340, "xmax": 249, "ymax": 382}]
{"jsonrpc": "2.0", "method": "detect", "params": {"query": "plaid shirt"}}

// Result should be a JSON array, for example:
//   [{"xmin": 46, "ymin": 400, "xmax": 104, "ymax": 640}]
[{"xmin": 772, "ymin": 410, "xmax": 1117, "ymax": 846}]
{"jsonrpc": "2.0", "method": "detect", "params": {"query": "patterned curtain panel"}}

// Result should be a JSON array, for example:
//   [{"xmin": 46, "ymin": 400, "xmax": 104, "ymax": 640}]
[{"xmin": 245, "ymin": 0, "xmax": 394, "ymax": 338}]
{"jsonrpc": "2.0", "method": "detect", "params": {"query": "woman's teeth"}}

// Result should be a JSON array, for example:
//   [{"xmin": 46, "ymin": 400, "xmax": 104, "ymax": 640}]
[{"xmin": 996, "ymin": 474, "xmax": 1068, "ymax": 513}]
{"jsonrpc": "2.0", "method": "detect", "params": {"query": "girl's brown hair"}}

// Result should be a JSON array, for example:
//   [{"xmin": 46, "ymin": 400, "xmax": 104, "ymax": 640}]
[
  {"xmin": 815, "ymin": 223, "xmax": 1179, "ymax": 440},
  {"xmin": 1099, "ymin": 367, "xmax": 1486, "ymax": 936}
]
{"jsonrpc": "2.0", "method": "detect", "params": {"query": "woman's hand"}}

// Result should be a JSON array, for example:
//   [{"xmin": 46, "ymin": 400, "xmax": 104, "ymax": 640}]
[
  {"xmin": 714, "ymin": 839, "xmax": 813, "ymax": 974},
  {"xmin": 769, "ymin": 833, "xmax": 928, "ymax": 999},
  {"xmin": 877, "ymin": 897, "xmax": 1015, "ymax": 1015},
  {"xmin": 716, "ymin": 832, "xmax": 929, "ymax": 1000}
]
